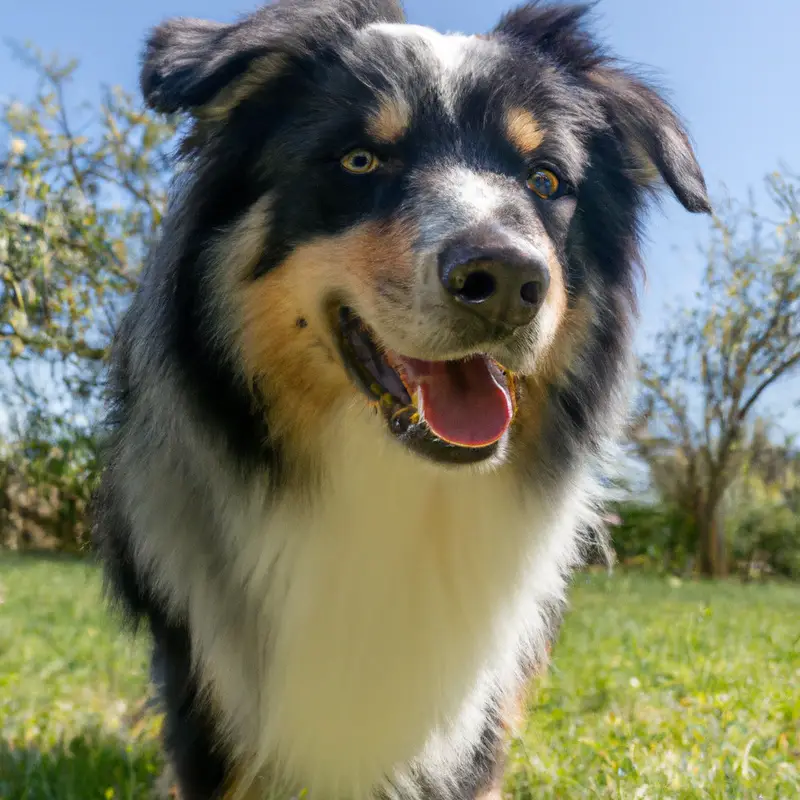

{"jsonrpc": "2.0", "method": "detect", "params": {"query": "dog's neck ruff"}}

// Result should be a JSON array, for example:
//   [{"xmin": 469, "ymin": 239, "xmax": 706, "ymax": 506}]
[{"xmin": 183, "ymin": 402, "xmax": 582, "ymax": 797}]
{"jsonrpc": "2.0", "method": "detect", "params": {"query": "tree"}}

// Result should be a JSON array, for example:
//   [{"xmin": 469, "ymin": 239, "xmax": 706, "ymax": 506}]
[
  {"xmin": 632, "ymin": 171, "xmax": 800, "ymax": 577},
  {"xmin": 1, "ymin": 48, "xmax": 174, "ymax": 550},
  {"xmin": 1, "ymin": 46, "xmax": 175, "ymax": 428}
]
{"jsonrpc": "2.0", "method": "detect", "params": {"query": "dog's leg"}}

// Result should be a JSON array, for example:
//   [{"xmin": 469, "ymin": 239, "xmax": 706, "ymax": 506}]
[
  {"xmin": 469, "ymin": 644, "xmax": 556, "ymax": 800},
  {"xmin": 151, "ymin": 616, "xmax": 230, "ymax": 800},
  {"xmin": 468, "ymin": 689, "xmax": 527, "ymax": 800}
]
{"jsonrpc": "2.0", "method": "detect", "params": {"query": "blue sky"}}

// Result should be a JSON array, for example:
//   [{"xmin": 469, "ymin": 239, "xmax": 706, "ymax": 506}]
[{"xmin": 2, "ymin": 0, "xmax": 798, "ymax": 427}]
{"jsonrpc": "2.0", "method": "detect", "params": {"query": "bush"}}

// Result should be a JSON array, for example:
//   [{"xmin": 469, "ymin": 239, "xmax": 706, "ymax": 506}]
[
  {"xmin": 607, "ymin": 499, "xmax": 696, "ymax": 572},
  {"xmin": 732, "ymin": 501, "xmax": 800, "ymax": 579},
  {"xmin": 0, "ymin": 412, "xmax": 99, "ymax": 553},
  {"xmin": 608, "ymin": 495, "xmax": 800, "ymax": 580}
]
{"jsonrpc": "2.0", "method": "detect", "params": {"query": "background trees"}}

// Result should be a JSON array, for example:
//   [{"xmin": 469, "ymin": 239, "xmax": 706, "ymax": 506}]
[
  {"xmin": 1, "ymin": 49, "xmax": 174, "ymax": 422},
  {"xmin": 1, "ymin": 50, "xmax": 174, "ymax": 549},
  {"xmin": 630, "ymin": 173, "xmax": 800, "ymax": 576}
]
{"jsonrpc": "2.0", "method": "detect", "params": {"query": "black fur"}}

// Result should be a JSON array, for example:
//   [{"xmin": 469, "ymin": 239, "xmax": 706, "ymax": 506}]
[
  {"xmin": 141, "ymin": 0, "xmax": 405, "ymax": 114},
  {"xmin": 151, "ymin": 617, "xmax": 230, "ymax": 799}
]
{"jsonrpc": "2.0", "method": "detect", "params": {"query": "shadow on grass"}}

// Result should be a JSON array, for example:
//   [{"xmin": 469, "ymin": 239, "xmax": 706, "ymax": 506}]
[{"xmin": 0, "ymin": 730, "xmax": 167, "ymax": 800}]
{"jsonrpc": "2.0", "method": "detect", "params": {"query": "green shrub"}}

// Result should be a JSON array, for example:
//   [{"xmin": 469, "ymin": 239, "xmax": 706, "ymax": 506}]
[
  {"xmin": 732, "ymin": 501, "xmax": 800, "ymax": 579},
  {"xmin": 607, "ymin": 499, "xmax": 696, "ymax": 572},
  {"xmin": 0, "ymin": 411, "xmax": 100, "ymax": 552}
]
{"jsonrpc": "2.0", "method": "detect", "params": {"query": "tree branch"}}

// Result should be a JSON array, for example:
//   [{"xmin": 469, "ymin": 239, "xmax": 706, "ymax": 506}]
[{"xmin": 738, "ymin": 351, "xmax": 800, "ymax": 423}]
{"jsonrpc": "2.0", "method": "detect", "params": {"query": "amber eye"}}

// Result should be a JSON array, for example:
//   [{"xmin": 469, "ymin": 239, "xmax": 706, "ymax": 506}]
[
  {"xmin": 527, "ymin": 168, "xmax": 561, "ymax": 199},
  {"xmin": 341, "ymin": 149, "xmax": 380, "ymax": 174}
]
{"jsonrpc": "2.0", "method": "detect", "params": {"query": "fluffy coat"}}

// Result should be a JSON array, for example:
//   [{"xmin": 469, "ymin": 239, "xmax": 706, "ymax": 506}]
[{"xmin": 93, "ymin": 1, "xmax": 709, "ymax": 798}]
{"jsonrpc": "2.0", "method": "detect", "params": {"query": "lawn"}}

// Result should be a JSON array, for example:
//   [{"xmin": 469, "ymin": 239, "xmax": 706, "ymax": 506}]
[{"xmin": 0, "ymin": 554, "xmax": 798, "ymax": 799}]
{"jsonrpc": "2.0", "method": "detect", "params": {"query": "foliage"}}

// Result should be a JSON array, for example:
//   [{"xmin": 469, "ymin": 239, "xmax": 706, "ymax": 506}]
[
  {"xmin": 2, "ymin": 557, "xmax": 798, "ymax": 799},
  {"xmin": 0, "ymin": 46, "xmax": 174, "ymax": 424},
  {"xmin": 1, "ymin": 407, "xmax": 100, "ymax": 552},
  {"xmin": 607, "ymin": 499, "xmax": 695, "ymax": 571},
  {"xmin": 611, "ymin": 425, "xmax": 800, "ymax": 578},
  {"xmin": 724, "ymin": 432, "xmax": 800, "ymax": 578},
  {"xmin": 632, "ymin": 172, "xmax": 800, "ymax": 576},
  {"xmin": 0, "ymin": 49, "xmax": 174, "ymax": 551},
  {"xmin": 731, "ymin": 501, "xmax": 800, "ymax": 579},
  {"xmin": 609, "ymin": 495, "xmax": 800, "ymax": 581}
]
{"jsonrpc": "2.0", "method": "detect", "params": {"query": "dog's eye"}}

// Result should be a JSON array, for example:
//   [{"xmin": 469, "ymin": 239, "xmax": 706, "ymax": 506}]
[
  {"xmin": 341, "ymin": 149, "xmax": 380, "ymax": 175},
  {"xmin": 527, "ymin": 168, "xmax": 561, "ymax": 199}
]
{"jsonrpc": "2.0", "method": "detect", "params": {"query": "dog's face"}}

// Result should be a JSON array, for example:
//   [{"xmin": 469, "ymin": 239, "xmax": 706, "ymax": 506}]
[{"xmin": 142, "ymin": 0, "xmax": 709, "ymax": 467}]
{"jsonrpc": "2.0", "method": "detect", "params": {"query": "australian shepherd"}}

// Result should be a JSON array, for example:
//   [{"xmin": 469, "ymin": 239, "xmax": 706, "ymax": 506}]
[{"xmin": 93, "ymin": 0, "xmax": 710, "ymax": 797}]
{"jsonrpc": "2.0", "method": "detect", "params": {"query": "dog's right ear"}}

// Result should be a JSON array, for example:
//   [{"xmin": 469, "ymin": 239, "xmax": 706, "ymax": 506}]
[
  {"xmin": 140, "ymin": 18, "xmax": 266, "ymax": 115},
  {"xmin": 140, "ymin": 0, "xmax": 405, "ymax": 117}
]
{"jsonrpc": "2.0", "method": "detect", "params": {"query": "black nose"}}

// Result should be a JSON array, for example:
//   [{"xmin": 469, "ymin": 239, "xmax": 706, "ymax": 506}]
[{"xmin": 437, "ymin": 233, "xmax": 550, "ymax": 328}]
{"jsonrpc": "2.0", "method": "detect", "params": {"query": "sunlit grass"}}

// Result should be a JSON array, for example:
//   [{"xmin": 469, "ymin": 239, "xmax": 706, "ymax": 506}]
[
  {"xmin": 1, "ymin": 554, "xmax": 798, "ymax": 799},
  {"xmin": 507, "ymin": 571, "xmax": 800, "ymax": 798},
  {"xmin": 0, "ymin": 554, "xmax": 160, "ymax": 800}
]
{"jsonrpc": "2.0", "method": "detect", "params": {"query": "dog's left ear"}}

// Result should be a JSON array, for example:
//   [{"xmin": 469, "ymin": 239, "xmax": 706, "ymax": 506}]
[
  {"xmin": 140, "ymin": 0, "xmax": 405, "ymax": 118},
  {"xmin": 588, "ymin": 67, "xmax": 711, "ymax": 214},
  {"xmin": 494, "ymin": 3, "xmax": 710, "ymax": 215}
]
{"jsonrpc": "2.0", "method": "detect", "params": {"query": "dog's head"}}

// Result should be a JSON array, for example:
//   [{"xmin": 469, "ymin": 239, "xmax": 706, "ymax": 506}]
[{"xmin": 142, "ymin": 0, "xmax": 709, "ymax": 467}]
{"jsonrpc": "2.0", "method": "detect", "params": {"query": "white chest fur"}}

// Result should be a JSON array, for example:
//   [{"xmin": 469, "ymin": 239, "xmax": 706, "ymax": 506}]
[{"xmin": 193, "ymin": 408, "xmax": 578, "ymax": 798}]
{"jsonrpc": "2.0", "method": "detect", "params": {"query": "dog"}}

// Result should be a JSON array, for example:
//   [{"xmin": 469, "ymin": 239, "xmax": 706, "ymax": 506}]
[{"xmin": 92, "ymin": 1, "xmax": 710, "ymax": 797}]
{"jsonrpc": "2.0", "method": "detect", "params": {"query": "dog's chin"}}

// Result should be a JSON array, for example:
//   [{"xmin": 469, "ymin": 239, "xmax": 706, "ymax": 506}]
[{"xmin": 329, "ymin": 303, "xmax": 523, "ymax": 467}]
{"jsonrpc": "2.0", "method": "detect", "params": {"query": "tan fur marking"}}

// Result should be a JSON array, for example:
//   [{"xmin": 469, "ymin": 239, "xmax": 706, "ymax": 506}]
[
  {"xmin": 237, "ymin": 220, "xmax": 415, "ymax": 455},
  {"xmin": 198, "ymin": 54, "xmax": 289, "ymax": 122},
  {"xmin": 222, "ymin": 774, "xmax": 262, "ymax": 800},
  {"xmin": 366, "ymin": 93, "xmax": 411, "ymax": 144},
  {"xmin": 475, "ymin": 667, "xmax": 547, "ymax": 800},
  {"xmin": 544, "ymin": 246, "xmax": 568, "ymax": 330},
  {"xmin": 543, "ymin": 292, "xmax": 594, "ymax": 382},
  {"xmin": 627, "ymin": 141, "xmax": 661, "ymax": 186},
  {"xmin": 154, "ymin": 765, "xmax": 180, "ymax": 799},
  {"xmin": 587, "ymin": 69, "xmax": 662, "ymax": 188},
  {"xmin": 213, "ymin": 197, "xmax": 273, "ymax": 281},
  {"xmin": 514, "ymin": 289, "xmax": 595, "ymax": 446},
  {"xmin": 238, "ymin": 267, "xmax": 347, "ymax": 454},
  {"xmin": 470, "ymin": 680, "xmax": 538, "ymax": 800},
  {"xmin": 505, "ymin": 107, "xmax": 545, "ymax": 154},
  {"xmin": 500, "ymin": 683, "xmax": 530, "ymax": 738}
]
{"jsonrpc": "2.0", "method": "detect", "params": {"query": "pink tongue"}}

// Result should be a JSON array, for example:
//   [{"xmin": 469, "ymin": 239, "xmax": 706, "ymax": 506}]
[{"xmin": 399, "ymin": 356, "xmax": 514, "ymax": 448}]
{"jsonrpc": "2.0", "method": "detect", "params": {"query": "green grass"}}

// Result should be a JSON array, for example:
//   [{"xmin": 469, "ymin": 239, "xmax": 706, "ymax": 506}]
[
  {"xmin": 1, "ymin": 554, "xmax": 798, "ymax": 799},
  {"xmin": 508, "ymin": 572, "xmax": 800, "ymax": 798}
]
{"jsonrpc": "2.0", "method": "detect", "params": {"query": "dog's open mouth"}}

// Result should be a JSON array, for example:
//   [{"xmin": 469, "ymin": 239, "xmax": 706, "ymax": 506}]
[{"xmin": 336, "ymin": 306, "xmax": 517, "ymax": 459}]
